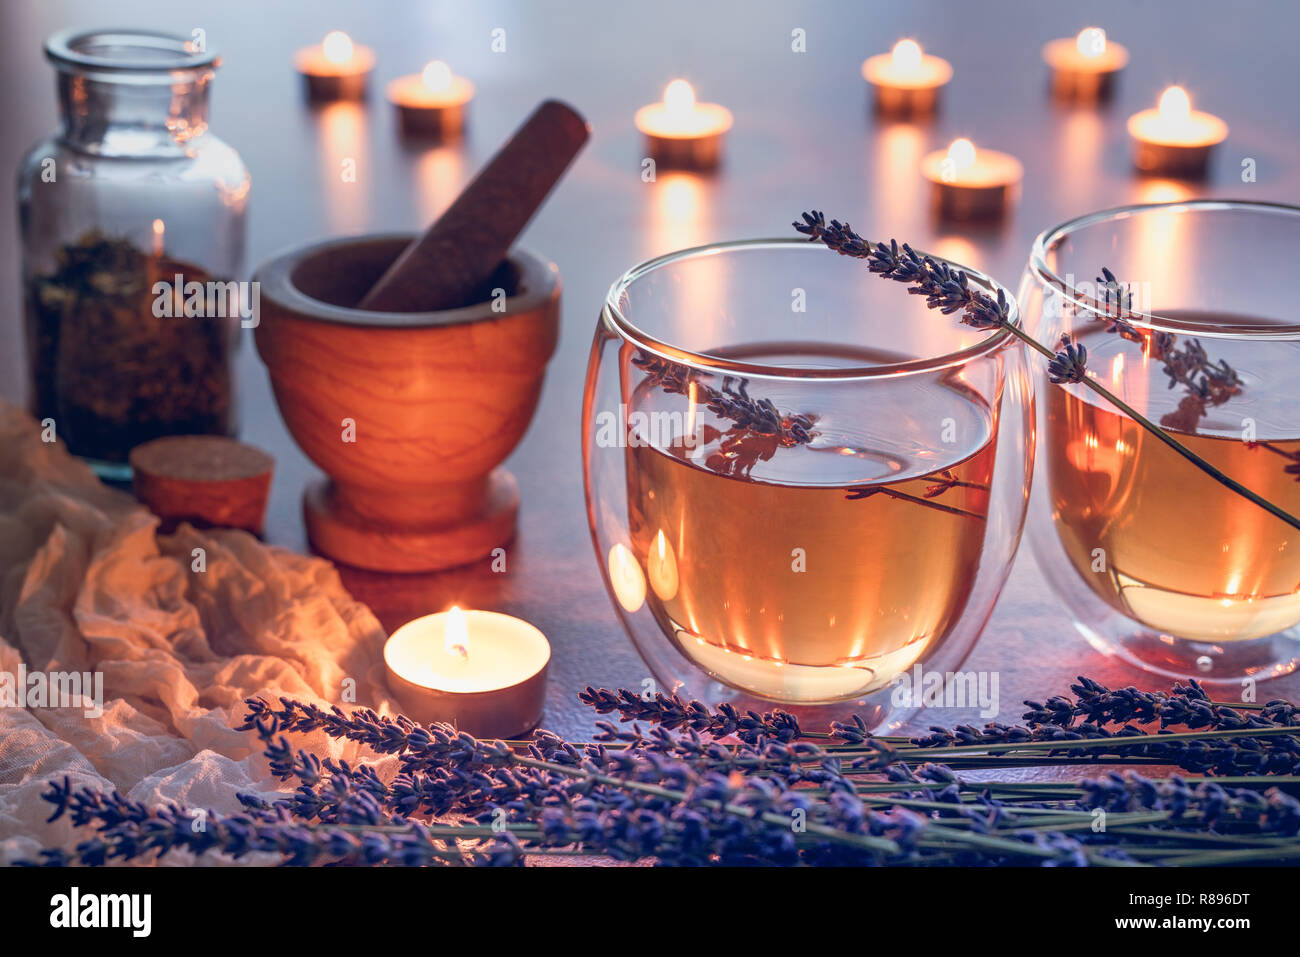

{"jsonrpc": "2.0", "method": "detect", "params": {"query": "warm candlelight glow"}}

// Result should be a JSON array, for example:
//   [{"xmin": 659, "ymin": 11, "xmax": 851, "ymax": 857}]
[
  {"xmin": 414, "ymin": 145, "xmax": 465, "ymax": 221},
  {"xmin": 383, "ymin": 609, "xmax": 550, "ymax": 738},
  {"xmin": 151, "ymin": 218, "xmax": 164, "ymax": 258},
  {"xmin": 874, "ymin": 123, "xmax": 924, "ymax": 225},
  {"xmin": 1158, "ymin": 85, "xmax": 1192, "ymax": 124},
  {"xmin": 862, "ymin": 39, "xmax": 952, "ymax": 115},
  {"xmin": 386, "ymin": 60, "xmax": 474, "ymax": 137},
  {"xmin": 322, "ymin": 30, "xmax": 354, "ymax": 65},
  {"xmin": 1042, "ymin": 28, "xmax": 1126, "ymax": 103},
  {"xmin": 922, "ymin": 138, "xmax": 1023, "ymax": 218},
  {"xmin": 649, "ymin": 172, "xmax": 706, "ymax": 254},
  {"xmin": 1137, "ymin": 178, "xmax": 1193, "ymax": 203},
  {"xmin": 663, "ymin": 78, "xmax": 696, "ymax": 118},
  {"xmin": 296, "ymin": 30, "xmax": 374, "ymax": 100},
  {"xmin": 422, "ymin": 59, "xmax": 452, "ymax": 93},
  {"xmin": 444, "ymin": 605, "xmax": 469, "ymax": 658},
  {"xmin": 1076, "ymin": 27, "xmax": 1107, "ymax": 58},
  {"xmin": 947, "ymin": 138, "xmax": 977, "ymax": 173},
  {"xmin": 385, "ymin": 610, "xmax": 550, "ymax": 692},
  {"xmin": 891, "ymin": 38, "xmax": 923, "ymax": 73},
  {"xmin": 635, "ymin": 80, "xmax": 733, "ymax": 168},
  {"xmin": 316, "ymin": 103, "xmax": 368, "ymax": 231},
  {"xmin": 608, "ymin": 543, "xmax": 647, "ymax": 612},
  {"xmin": 1127, "ymin": 84, "xmax": 1226, "ymax": 174},
  {"xmin": 648, "ymin": 529, "xmax": 680, "ymax": 601}
]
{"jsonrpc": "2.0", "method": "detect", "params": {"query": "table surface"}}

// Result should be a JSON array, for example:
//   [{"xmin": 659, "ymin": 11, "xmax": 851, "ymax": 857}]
[{"xmin": 3, "ymin": 0, "xmax": 1299, "ymax": 747}]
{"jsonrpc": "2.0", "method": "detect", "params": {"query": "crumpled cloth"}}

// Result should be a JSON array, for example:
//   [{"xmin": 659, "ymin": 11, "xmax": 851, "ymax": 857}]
[{"xmin": 0, "ymin": 401, "xmax": 396, "ymax": 865}]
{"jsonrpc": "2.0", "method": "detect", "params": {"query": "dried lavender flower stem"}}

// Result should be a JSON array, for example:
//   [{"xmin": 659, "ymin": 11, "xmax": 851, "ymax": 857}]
[
  {"xmin": 508, "ymin": 753, "xmax": 901, "ymax": 854},
  {"xmin": 793, "ymin": 211, "xmax": 1300, "ymax": 533},
  {"xmin": 1035, "ymin": 335, "xmax": 1300, "ymax": 533}
]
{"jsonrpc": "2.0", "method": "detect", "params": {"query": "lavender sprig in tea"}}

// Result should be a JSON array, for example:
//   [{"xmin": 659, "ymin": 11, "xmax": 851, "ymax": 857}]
[{"xmin": 793, "ymin": 211, "xmax": 1300, "ymax": 532}]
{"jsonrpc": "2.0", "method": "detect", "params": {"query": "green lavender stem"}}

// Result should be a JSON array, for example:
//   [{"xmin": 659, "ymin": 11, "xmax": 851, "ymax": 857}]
[{"xmin": 902, "ymin": 723, "xmax": 1299, "ymax": 758}]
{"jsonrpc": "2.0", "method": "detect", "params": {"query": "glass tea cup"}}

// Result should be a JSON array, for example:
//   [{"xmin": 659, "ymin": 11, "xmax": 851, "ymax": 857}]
[
  {"xmin": 582, "ymin": 238, "xmax": 1032, "ymax": 726},
  {"xmin": 1021, "ymin": 200, "xmax": 1300, "ymax": 681}
]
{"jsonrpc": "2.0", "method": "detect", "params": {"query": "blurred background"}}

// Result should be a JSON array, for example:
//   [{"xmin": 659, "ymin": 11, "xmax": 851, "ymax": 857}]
[{"xmin": 2, "ymin": 0, "xmax": 1298, "ymax": 736}]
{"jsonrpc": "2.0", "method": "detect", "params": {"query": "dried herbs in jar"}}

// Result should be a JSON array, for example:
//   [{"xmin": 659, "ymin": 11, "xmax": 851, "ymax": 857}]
[{"xmin": 25, "ymin": 231, "xmax": 236, "ymax": 465}]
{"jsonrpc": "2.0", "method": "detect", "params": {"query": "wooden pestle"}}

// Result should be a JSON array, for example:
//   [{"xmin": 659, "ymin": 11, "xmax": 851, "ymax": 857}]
[{"xmin": 358, "ymin": 99, "xmax": 590, "ymax": 312}]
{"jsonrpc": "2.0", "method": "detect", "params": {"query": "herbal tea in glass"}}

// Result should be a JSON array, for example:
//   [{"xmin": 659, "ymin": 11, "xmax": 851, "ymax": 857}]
[
  {"xmin": 584, "ymin": 240, "xmax": 1032, "ymax": 717},
  {"xmin": 1048, "ymin": 321, "xmax": 1300, "ymax": 643},
  {"xmin": 1023, "ymin": 201, "xmax": 1300, "ymax": 679},
  {"xmin": 623, "ymin": 345, "xmax": 997, "ymax": 699}
]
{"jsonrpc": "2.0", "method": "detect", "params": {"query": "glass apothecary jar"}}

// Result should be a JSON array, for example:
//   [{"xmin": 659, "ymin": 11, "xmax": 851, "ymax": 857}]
[{"xmin": 17, "ymin": 29, "xmax": 250, "ymax": 478}]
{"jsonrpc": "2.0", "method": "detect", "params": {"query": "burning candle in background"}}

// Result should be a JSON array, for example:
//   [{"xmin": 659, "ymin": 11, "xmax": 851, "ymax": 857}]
[
  {"xmin": 387, "ymin": 60, "xmax": 475, "ymax": 139},
  {"xmin": 861, "ymin": 39, "xmax": 953, "ymax": 118},
  {"xmin": 921, "ymin": 137, "xmax": 1023, "ymax": 221},
  {"xmin": 383, "ymin": 606, "xmax": 550, "ymax": 739},
  {"xmin": 151, "ymin": 218, "xmax": 165, "ymax": 258},
  {"xmin": 1042, "ymin": 27, "xmax": 1128, "ymax": 103},
  {"xmin": 1127, "ymin": 85, "xmax": 1228, "ymax": 177},
  {"xmin": 294, "ymin": 30, "xmax": 375, "ymax": 102},
  {"xmin": 635, "ymin": 79, "xmax": 733, "ymax": 170}
]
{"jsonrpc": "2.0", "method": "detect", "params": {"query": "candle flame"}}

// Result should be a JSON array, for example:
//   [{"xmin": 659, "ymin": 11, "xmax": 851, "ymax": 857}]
[
  {"xmin": 1076, "ymin": 27, "xmax": 1107, "ymax": 58},
  {"xmin": 422, "ymin": 60, "xmax": 452, "ymax": 92},
  {"xmin": 322, "ymin": 30, "xmax": 354, "ymax": 64},
  {"xmin": 946, "ymin": 138, "xmax": 977, "ymax": 172},
  {"xmin": 151, "ymin": 218, "xmax": 165, "ymax": 257},
  {"xmin": 1111, "ymin": 352, "xmax": 1124, "ymax": 386},
  {"xmin": 1158, "ymin": 85, "xmax": 1192, "ymax": 124},
  {"xmin": 444, "ymin": 605, "xmax": 469, "ymax": 659},
  {"xmin": 891, "ymin": 38, "xmax": 923, "ymax": 73},
  {"xmin": 664, "ymin": 78, "xmax": 696, "ymax": 117}
]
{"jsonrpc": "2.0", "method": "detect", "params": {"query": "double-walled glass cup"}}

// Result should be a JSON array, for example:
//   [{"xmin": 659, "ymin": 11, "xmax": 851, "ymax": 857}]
[
  {"xmin": 583, "ymin": 239, "xmax": 1032, "ymax": 726},
  {"xmin": 1021, "ymin": 201, "xmax": 1300, "ymax": 681}
]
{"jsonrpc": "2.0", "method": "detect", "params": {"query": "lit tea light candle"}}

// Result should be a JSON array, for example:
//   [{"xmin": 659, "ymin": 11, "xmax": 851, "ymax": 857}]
[
  {"xmin": 861, "ymin": 39, "xmax": 953, "ymax": 117},
  {"xmin": 635, "ymin": 79, "xmax": 733, "ymax": 170},
  {"xmin": 387, "ymin": 60, "xmax": 475, "ymax": 139},
  {"xmin": 1127, "ymin": 85, "xmax": 1227, "ymax": 177},
  {"xmin": 1042, "ymin": 27, "xmax": 1128, "ymax": 103},
  {"xmin": 294, "ymin": 30, "xmax": 375, "ymax": 102},
  {"xmin": 383, "ymin": 606, "xmax": 550, "ymax": 739},
  {"xmin": 921, "ymin": 138, "xmax": 1023, "ymax": 220}
]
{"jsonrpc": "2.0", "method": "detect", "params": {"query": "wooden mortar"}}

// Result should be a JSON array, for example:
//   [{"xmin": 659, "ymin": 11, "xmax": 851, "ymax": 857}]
[{"xmin": 254, "ymin": 234, "xmax": 560, "ymax": 572}]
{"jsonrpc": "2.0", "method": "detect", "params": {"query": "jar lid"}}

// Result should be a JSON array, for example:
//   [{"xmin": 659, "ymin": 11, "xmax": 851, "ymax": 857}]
[{"xmin": 45, "ymin": 28, "xmax": 220, "ymax": 75}]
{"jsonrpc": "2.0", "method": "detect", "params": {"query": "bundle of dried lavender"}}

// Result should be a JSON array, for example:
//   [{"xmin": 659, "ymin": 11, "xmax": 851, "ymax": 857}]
[{"xmin": 21, "ymin": 677, "xmax": 1300, "ymax": 867}]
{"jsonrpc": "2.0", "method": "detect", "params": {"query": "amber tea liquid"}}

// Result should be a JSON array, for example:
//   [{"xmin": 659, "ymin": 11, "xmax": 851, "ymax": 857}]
[
  {"xmin": 1047, "ymin": 319, "xmax": 1300, "ymax": 642},
  {"xmin": 623, "ymin": 343, "xmax": 998, "ymax": 702}
]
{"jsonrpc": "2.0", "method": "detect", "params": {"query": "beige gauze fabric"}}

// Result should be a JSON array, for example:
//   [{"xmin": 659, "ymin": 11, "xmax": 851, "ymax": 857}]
[{"xmin": 0, "ymin": 401, "xmax": 397, "ymax": 864}]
